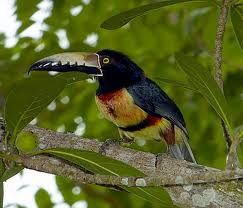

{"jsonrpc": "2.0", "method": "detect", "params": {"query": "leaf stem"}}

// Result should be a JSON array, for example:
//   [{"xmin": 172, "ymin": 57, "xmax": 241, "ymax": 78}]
[
  {"xmin": 0, "ymin": 152, "xmax": 20, "ymax": 162},
  {"xmin": 4, "ymin": 133, "xmax": 8, "ymax": 147}
]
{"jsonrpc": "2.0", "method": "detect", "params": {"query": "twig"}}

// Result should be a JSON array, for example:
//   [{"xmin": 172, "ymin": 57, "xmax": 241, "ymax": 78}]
[
  {"xmin": 214, "ymin": 0, "xmax": 237, "ymax": 163},
  {"xmin": 214, "ymin": 0, "xmax": 230, "ymax": 90}
]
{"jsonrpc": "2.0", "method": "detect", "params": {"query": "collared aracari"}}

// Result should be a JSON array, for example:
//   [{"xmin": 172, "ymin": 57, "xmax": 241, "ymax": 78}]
[{"xmin": 29, "ymin": 49, "xmax": 196, "ymax": 163}]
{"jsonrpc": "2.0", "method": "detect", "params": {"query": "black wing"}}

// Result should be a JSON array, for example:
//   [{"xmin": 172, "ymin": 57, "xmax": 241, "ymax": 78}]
[{"xmin": 127, "ymin": 78, "xmax": 188, "ymax": 136}]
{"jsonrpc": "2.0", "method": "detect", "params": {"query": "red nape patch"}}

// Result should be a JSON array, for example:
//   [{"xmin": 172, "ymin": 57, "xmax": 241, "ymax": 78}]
[
  {"xmin": 97, "ymin": 89, "xmax": 123, "ymax": 102},
  {"xmin": 146, "ymin": 115, "xmax": 162, "ymax": 126},
  {"xmin": 161, "ymin": 125, "xmax": 175, "ymax": 145}
]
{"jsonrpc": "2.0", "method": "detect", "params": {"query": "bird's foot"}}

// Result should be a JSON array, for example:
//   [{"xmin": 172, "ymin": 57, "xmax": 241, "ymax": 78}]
[
  {"xmin": 98, "ymin": 139, "xmax": 119, "ymax": 155},
  {"xmin": 119, "ymin": 137, "xmax": 134, "ymax": 146},
  {"xmin": 155, "ymin": 152, "xmax": 169, "ymax": 168}
]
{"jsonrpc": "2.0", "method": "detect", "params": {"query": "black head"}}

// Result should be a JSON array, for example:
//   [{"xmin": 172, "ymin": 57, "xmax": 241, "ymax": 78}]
[
  {"xmin": 96, "ymin": 49, "xmax": 144, "ymax": 94},
  {"xmin": 29, "ymin": 49, "xmax": 144, "ymax": 94}
]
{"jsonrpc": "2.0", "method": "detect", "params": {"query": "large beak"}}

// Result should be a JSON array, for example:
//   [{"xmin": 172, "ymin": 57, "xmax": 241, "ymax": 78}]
[{"xmin": 29, "ymin": 52, "xmax": 102, "ymax": 76}]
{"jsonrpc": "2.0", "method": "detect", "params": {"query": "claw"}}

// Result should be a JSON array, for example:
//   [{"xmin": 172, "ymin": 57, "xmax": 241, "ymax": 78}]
[
  {"xmin": 98, "ymin": 139, "xmax": 119, "ymax": 155},
  {"xmin": 119, "ymin": 136, "xmax": 134, "ymax": 144}
]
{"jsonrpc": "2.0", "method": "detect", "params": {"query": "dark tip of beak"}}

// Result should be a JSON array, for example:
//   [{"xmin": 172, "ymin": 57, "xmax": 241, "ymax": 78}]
[
  {"xmin": 28, "ymin": 61, "xmax": 50, "ymax": 74},
  {"xmin": 28, "ymin": 60, "xmax": 102, "ymax": 76},
  {"xmin": 28, "ymin": 61, "xmax": 66, "ymax": 75}
]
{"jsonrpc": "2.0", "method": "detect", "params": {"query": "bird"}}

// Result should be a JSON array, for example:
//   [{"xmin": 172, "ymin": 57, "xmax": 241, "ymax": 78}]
[{"xmin": 29, "ymin": 49, "xmax": 196, "ymax": 163}]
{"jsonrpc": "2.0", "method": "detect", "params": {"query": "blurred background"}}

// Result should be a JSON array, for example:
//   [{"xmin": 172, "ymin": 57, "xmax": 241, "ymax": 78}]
[{"xmin": 0, "ymin": 0, "xmax": 242, "ymax": 207}]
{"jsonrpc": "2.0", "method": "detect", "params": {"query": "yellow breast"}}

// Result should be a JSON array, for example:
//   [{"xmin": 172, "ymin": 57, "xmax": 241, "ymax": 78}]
[{"xmin": 95, "ymin": 88, "xmax": 147, "ymax": 127}]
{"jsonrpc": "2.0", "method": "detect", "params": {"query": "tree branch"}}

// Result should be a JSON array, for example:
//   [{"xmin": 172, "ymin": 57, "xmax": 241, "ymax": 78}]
[
  {"xmin": 0, "ymin": 121, "xmax": 242, "ymax": 207},
  {"xmin": 11, "ymin": 154, "xmax": 243, "ymax": 187}
]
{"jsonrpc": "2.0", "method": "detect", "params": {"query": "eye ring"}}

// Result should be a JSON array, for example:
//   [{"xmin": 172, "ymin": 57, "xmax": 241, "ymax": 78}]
[{"xmin": 103, "ymin": 57, "xmax": 110, "ymax": 64}]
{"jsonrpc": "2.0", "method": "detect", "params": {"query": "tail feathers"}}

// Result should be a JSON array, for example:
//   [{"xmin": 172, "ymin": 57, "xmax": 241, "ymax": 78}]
[
  {"xmin": 168, "ymin": 142, "xmax": 197, "ymax": 163},
  {"xmin": 167, "ymin": 125, "xmax": 197, "ymax": 163}
]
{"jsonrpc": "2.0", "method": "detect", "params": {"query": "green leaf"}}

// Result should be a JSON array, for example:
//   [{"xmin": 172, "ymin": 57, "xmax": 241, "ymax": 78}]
[
  {"xmin": 41, "ymin": 148, "xmax": 174, "ymax": 207},
  {"xmin": 101, "ymin": 0, "xmax": 210, "ymax": 30},
  {"xmin": 0, "ymin": 166, "xmax": 24, "ymax": 182},
  {"xmin": 5, "ymin": 73, "xmax": 66, "ymax": 141},
  {"xmin": 175, "ymin": 53, "xmax": 232, "ymax": 134},
  {"xmin": 42, "ymin": 148, "xmax": 145, "ymax": 176},
  {"xmin": 154, "ymin": 77, "xmax": 197, "ymax": 91},
  {"xmin": 15, "ymin": 0, "xmax": 40, "ymax": 22},
  {"xmin": 56, "ymin": 176, "xmax": 84, "ymax": 205},
  {"xmin": 5, "ymin": 204, "xmax": 27, "ymax": 208},
  {"xmin": 35, "ymin": 188, "xmax": 53, "ymax": 208},
  {"xmin": 17, "ymin": 20, "xmax": 35, "ymax": 35},
  {"xmin": 231, "ymin": 6, "xmax": 243, "ymax": 49},
  {"xmin": 0, "ymin": 160, "xmax": 5, "ymax": 177}
]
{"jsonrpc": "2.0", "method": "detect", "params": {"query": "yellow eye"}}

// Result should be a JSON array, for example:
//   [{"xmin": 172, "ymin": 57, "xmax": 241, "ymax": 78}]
[{"xmin": 103, "ymin": 57, "xmax": 110, "ymax": 64}]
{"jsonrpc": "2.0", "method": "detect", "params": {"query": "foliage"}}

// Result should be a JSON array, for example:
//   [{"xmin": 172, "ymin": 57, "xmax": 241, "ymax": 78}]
[
  {"xmin": 231, "ymin": 6, "xmax": 243, "ymax": 50},
  {"xmin": 41, "ymin": 148, "xmax": 173, "ymax": 207},
  {"xmin": 0, "ymin": 166, "xmax": 24, "ymax": 182},
  {"xmin": 35, "ymin": 188, "xmax": 54, "ymax": 208},
  {"xmin": 4, "ymin": 73, "xmax": 66, "ymax": 142},
  {"xmin": 101, "ymin": 0, "xmax": 211, "ymax": 30},
  {"xmin": 41, "ymin": 148, "xmax": 145, "ymax": 176},
  {"xmin": 175, "ymin": 53, "xmax": 232, "ymax": 134},
  {"xmin": 0, "ymin": 0, "xmax": 243, "ymax": 208}
]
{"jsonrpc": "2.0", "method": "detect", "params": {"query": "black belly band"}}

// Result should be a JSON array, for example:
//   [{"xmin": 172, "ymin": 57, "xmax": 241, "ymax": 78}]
[{"xmin": 118, "ymin": 119, "xmax": 150, "ymax": 132}]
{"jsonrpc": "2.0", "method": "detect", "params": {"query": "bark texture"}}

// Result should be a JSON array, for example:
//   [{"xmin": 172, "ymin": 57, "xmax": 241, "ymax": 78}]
[{"xmin": 0, "ymin": 120, "xmax": 242, "ymax": 208}]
